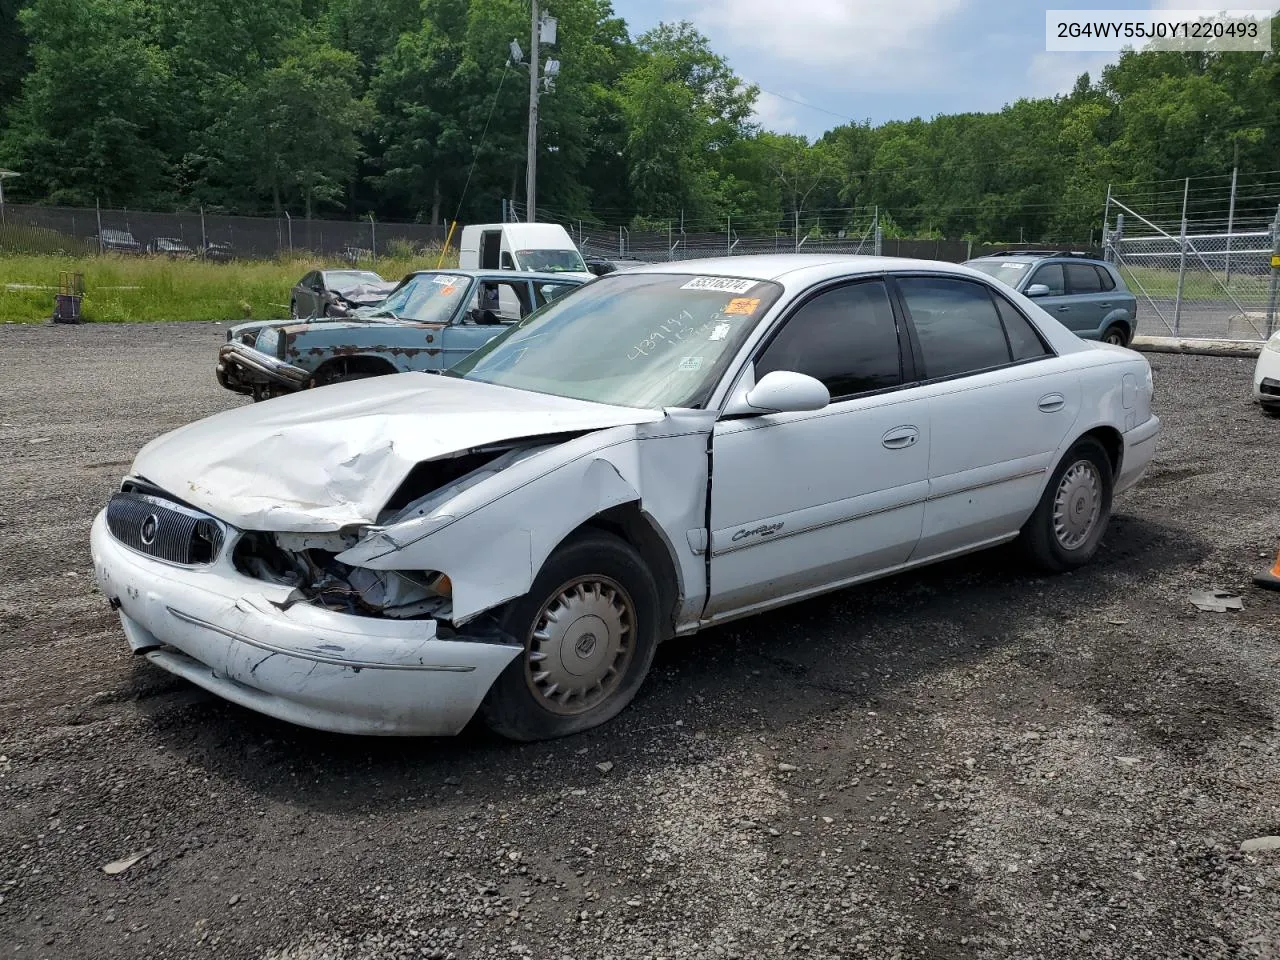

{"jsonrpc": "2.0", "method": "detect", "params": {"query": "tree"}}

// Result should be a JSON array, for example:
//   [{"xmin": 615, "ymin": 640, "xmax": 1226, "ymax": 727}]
[
  {"xmin": 204, "ymin": 42, "xmax": 371, "ymax": 216},
  {"xmin": 2, "ymin": 0, "xmax": 173, "ymax": 205}
]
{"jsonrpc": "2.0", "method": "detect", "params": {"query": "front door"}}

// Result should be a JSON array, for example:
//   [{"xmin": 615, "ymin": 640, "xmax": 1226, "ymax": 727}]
[
  {"xmin": 440, "ymin": 279, "xmax": 535, "ymax": 367},
  {"xmin": 1026, "ymin": 262, "xmax": 1081, "ymax": 331},
  {"xmin": 706, "ymin": 278, "xmax": 930, "ymax": 621}
]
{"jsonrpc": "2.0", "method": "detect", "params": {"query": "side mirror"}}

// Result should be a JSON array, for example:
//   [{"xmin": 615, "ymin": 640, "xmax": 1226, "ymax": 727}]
[
  {"xmin": 742, "ymin": 371, "xmax": 830, "ymax": 414},
  {"xmin": 1026, "ymin": 283, "xmax": 1051, "ymax": 298},
  {"xmin": 500, "ymin": 252, "xmax": 515, "ymax": 270}
]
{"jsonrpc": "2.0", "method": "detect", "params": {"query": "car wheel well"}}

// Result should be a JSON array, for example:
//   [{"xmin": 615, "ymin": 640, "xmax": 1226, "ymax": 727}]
[
  {"xmin": 312, "ymin": 355, "xmax": 397, "ymax": 385},
  {"xmin": 1079, "ymin": 426, "xmax": 1122, "ymax": 477},
  {"xmin": 574, "ymin": 504, "xmax": 680, "ymax": 640}
]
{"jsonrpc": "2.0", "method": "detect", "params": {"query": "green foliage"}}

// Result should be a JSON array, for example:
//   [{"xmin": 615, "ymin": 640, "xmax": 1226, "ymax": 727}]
[{"xmin": 0, "ymin": 2, "xmax": 1276, "ymax": 248}]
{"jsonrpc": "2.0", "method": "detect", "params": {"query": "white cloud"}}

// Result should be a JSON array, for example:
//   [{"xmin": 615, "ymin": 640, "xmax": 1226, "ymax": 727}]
[
  {"xmin": 670, "ymin": 0, "xmax": 972, "ymax": 89},
  {"xmin": 750, "ymin": 90, "xmax": 805, "ymax": 135},
  {"xmin": 1025, "ymin": 50, "xmax": 1117, "ymax": 98}
]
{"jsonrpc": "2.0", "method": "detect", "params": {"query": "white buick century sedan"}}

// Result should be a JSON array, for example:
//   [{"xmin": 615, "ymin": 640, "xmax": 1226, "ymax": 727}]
[{"xmin": 91, "ymin": 256, "xmax": 1160, "ymax": 740}]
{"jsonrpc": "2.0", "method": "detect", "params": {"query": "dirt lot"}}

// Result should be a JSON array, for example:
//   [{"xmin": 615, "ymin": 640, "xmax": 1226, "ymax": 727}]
[{"xmin": 2, "ymin": 321, "xmax": 1278, "ymax": 960}]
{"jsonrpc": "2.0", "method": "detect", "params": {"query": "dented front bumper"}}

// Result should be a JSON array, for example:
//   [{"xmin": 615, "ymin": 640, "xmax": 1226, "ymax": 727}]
[
  {"xmin": 216, "ymin": 341, "xmax": 311, "ymax": 394},
  {"xmin": 89, "ymin": 511, "xmax": 521, "ymax": 736}
]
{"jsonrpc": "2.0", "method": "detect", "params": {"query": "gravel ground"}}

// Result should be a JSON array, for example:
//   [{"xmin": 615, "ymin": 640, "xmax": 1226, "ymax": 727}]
[{"xmin": 1, "ymin": 321, "xmax": 1279, "ymax": 960}]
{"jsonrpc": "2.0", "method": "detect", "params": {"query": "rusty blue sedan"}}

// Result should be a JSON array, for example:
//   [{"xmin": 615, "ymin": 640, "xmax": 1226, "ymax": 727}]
[{"xmin": 216, "ymin": 268, "xmax": 586, "ymax": 400}]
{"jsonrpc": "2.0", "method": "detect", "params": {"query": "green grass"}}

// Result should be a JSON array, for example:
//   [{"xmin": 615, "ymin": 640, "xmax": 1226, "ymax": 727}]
[
  {"xmin": 0, "ymin": 248, "xmax": 459, "ymax": 323},
  {"xmin": 1120, "ymin": 264, "xmax": 1273, "ymax": 305}
]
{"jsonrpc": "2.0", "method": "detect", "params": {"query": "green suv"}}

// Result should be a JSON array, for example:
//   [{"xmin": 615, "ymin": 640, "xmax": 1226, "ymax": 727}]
[{"xmin": 964, "ymin": 250, "xmax": 1138, "ymax": 347}]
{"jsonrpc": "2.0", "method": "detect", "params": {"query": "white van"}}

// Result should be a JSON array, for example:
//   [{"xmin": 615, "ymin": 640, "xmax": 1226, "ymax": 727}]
[{"xmin": 458, "ymin": 223, "xmax": 593, "ymax": 281}]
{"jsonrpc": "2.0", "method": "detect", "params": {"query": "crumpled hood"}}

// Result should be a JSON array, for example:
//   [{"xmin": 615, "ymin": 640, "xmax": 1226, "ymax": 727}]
[
  {"xmin": 132, "ymin": 374, "xmax": 663, "ymax": 532},
  {"xmin": 332, "ymin": 280, "xmax": 396, "ymax": 304}
]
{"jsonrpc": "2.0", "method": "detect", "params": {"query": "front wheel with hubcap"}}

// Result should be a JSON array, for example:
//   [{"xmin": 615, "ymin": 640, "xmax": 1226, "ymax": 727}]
[
  {"xmin": 480, "ymin": 530, "xmax": 661, "ymax": 741},
  {"xmin": 1020, "ymin": 436, "xmax": 1114, "ymax": 572}
]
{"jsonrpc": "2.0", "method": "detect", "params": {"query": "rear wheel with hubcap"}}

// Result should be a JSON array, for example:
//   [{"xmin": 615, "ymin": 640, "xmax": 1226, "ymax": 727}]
[
  {"xmin": 1020, "ymin": 436, "xmax": 1114, "ymax": 572},
  {"xmin": 481, "ymin": 530, "xmax": 660, "ymax": 741},
  {"xmin": 1102, "ymin": 323, "xmax": 1129, "ymax": 347}
]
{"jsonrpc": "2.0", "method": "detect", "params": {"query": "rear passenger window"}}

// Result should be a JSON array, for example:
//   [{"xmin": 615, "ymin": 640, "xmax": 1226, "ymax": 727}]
[
  {"xmin": 755, "ymin": 280, "xmax": 901, "ymax": 399},
  {"xmin": 898, "ymin": 277, "xmax": 1010, "ymax": 379},
  {"xmin": 992, "ymin": 292, "xmax": 1051, "ymax": 361},
  {"xmin": 1094, "ymin": 265, "xmax": 1116, "ymax": 291},
  {"xmin": 1029, "ymin": 263, "xmax": 1065, "ymax": 296},
  {"xmin": 1066, "ymin": 263, "xmax": 1103, "ymax": 294}
]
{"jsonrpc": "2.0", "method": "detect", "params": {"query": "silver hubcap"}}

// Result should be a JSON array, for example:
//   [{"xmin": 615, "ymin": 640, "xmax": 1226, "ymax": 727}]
[
  {"xmin": 1053, "ymin": 460, "xmax": 1102, "ymax": 550},
  {"xmin": 524, "ymin": 576, "xmax": 635, "ymax": 716},
  {"xmin": 1105, "ymin": 330, "xmax": 1123, "ymax": 345}
]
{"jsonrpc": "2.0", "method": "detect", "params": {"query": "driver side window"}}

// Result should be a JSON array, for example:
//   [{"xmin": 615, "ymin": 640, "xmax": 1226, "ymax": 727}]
[{"xmin": 754, "ymin": 280, "xmax": 903, "ymax": 400}]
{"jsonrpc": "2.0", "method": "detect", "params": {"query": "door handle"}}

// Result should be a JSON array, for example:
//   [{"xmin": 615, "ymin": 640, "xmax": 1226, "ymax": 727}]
[
  {"xmin": 1038, "ymin": 393, "xmax": 1066, "ymax": 413},
  {"xmin": 881, "ymin": 425, "xmax": 919, "ymax": 449},
  {"xmin": 1099, "ymin": 302, "xmax": 1112, "ymax": 308},
  {"xmin": 1055, "ymin": 306, "xmax": 1070, "ymax": 312}
]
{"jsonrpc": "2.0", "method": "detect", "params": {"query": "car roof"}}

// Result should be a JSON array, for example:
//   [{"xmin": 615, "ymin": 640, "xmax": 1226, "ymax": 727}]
[
  {"xmin": 619, "ymin": 254, "xmax": 1004, "ymax": 287},
  {"xmin": 404, "ymin": 268, "xmax": 585, "ymax": 283},
  {"xmin": 967, "ymin": 251, "xmax": 1109, "ymax": 265}
]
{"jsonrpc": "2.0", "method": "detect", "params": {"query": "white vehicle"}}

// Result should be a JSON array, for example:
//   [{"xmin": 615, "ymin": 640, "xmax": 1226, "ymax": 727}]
[
  {"xmin": 458, "ymin": 222, "xmax": 593, "ymax": 281},
  {"xmin": 1253, "ymin": 331, "xmax": 1280, "ymax": 415},
  {"xmin": 91, "ymin": 255, "xmax": 1160, "ymax": 740}
]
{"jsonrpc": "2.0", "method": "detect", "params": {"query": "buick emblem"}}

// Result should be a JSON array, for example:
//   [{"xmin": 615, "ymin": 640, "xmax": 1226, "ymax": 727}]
[{"xmin": 140, "ymin": 514, "xmax": 159, "ymax": 545}]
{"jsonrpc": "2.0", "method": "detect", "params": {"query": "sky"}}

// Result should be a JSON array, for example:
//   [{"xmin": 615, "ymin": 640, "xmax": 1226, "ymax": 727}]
[{"xmin": 607, "ymin": 0, "xmax": 1269, "ymax": 139}]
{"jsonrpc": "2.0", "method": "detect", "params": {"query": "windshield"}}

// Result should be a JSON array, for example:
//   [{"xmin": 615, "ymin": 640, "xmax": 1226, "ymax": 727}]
[
  {"xmin": 369, "ymin": 273, "xmax": 470, "ymax": 322},
  {"xmin": 447, "ymin": 272, "xmax": 784, "ymax": 409},
  {"xmin": 515, "ymin": 248, "xmax": 587, "ymax": 273},
  {"xmin": 965, "ymin": 259, "xmax": 1032, "ymax": 288}
]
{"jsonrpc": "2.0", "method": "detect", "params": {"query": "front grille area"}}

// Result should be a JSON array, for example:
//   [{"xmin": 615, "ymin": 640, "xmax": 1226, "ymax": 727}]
[
  {"xmin": 1260, "ymin": 377, "xmax": 1280, "ymax": 398},
  {"xmin": 106, "ymin": 491, "xmax": 225, "ymax": 566}
]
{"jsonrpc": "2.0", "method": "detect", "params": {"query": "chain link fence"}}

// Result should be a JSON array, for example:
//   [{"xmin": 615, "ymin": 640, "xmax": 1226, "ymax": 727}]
[
  {"xmin": 0, "ymin": 202, "xmax": 449, "ymax": 261},
  {"xmin": 1105, "ymin": 175, "xmax": 1280, "ymax": 343},
  {"xmin": 502, "ymin": 198, "xmax": 1100, "ymax": 266}
]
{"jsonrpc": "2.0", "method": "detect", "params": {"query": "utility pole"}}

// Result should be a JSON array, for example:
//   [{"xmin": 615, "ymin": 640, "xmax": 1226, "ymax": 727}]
[{"xmin": 525, "ymin": 0, "xmax": 539, "ymax": 223}]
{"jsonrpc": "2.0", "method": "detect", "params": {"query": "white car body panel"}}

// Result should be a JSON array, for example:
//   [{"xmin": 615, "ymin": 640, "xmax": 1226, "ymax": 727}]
[
  {"xmin": 92, "ymin": 254, "xmax": 1162, "ymax": 736},
  {"xmin": 1254, "ymin": 333, "xmax": 1280, "ymax": 410},
  {"xmin": 131, "ymin": 373, "xmax": 662, "ymax": 532}
]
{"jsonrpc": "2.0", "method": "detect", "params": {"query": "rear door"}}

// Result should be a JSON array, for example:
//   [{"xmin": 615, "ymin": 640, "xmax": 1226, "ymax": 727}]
[
  {"xmin": 1063, "ymin": 262, "xmax": 1108, "ymax": 335},
  {"xmin": 892, "ymin": 275, "xmax": 1081, "ymax": 561}
]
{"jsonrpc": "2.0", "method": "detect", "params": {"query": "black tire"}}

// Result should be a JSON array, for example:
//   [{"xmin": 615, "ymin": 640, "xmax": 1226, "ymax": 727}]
[
  {"xmin": 1020, "ymin": 437, "xmax": 1114, "ymax": 573},
  {"xmin": 314, "ymin": 369, "xmax": 378, "ymax": 388},
  {"xmin": 480, "ymin": 530, "xmax": 661, "ymax": 741},
  {"xmin": 1102, "ymin": 323, "xmax": 1130, "ymax": 347}
]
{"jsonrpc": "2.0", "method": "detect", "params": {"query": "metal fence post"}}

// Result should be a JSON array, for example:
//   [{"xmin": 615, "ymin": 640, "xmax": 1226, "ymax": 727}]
[
  {"xmin": 1226, "ymin": 165, "xmax": 1238, "ymax": 282},
  {"xmin": 1172, "ymin": 178, "xmax": 1189, "ymax": 336},
  {"xmin": 370, "ymin": 213, "xmax": 376, "ymax": 264},
  {"xmin": 285, "ymin": 212, "xmax": 293, "ymax": 254},
  {"xmin": 200, "ymin": 206, "xmax": 207, "ymax": 253},
  {"xmin": 95, "ymin": 199, "xmax": 103, "ymax": 255},
  {"xmin": 726, "ymin": 214, "xmax": 731, "ymax": 256},
  {"xmin": 1268, "ymin": 203, "xmax": 1280, "ymax": 337}
]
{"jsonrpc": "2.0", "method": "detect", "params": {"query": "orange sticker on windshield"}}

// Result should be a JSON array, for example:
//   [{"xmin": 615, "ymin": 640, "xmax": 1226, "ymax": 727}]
[
  {"xmin": 440, "ymin": 284, "xmax": 458, "ymax": 295},
  {"xmin": 723, "ymin": 297, "xmax": 761, "ymax": 316}
]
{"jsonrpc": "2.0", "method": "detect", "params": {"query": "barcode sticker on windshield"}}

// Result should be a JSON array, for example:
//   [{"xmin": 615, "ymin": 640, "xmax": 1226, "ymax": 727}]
[
  {"xmin": 680, "ymin": 276, "xmax": 757, "ymax": 294},
  {"xmin": 678, "ymin": 356, "xmax": 704, "ymax": 371},
  {"xmin": 431, "ymin": 274, "xmax": 461, "ymax": 284}
]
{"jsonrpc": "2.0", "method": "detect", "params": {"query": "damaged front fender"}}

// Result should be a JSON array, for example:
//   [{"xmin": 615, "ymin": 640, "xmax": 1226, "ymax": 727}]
[{"xmin": 337, "ymin": 412, "xmax": 715, "ymax": 626}]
